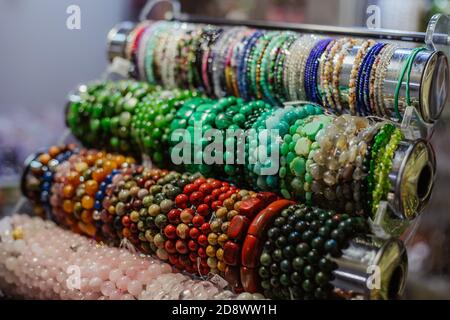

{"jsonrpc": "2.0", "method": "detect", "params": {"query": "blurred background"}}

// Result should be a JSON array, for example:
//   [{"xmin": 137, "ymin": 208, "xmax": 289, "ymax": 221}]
[{"xmin": 0, "ymin": 0, "xmax": 449, "ymax": 299}]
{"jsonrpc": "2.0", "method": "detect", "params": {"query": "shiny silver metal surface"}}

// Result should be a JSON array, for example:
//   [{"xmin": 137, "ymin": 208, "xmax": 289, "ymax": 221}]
[
  {"xmin": 331, "ymin": 236, "xmax": 407, "ymax": 300},
  {"xmin": 107, "ymin": 21, "xmax": 136, "ymax": 62},
  {"xmin": 387, "ymin": 139, "xmax": 435, "ymax": 221}
]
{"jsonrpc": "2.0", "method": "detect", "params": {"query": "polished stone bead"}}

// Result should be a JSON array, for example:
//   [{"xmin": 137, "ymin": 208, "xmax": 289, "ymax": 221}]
[
  {"xmin": 275, "ymin": 236, "xmax": 288, "ymax": 248},
  {"xmin": 279, "ymin": 273, "xmax": 291, "ymax": 286},
  {"xmin": 228, "ymin": 215, "xmax": 250, "ymax": 240},
  {"xmin": 302, "ymin": 279, "xmax": 315, "ymax": 292},
  {"xmin": 288, "ymin": 231, "xmax": 302, "ymax": 244},
  {"xmin": 296, "ymin": 243, "xmax": 310, "ymax": 256},
  {"xmin": 240, "ymin": 266, "xmax": 260, "ymax": 293},
  {"xmin": 223, "ymin": 241, "xmax": 240, "ymax": 266},
  {"xmin": 270, "ymin": 276, "xmax": 281, "ymax": 288},
  {"xmin": 315, "ymin": 271, "xmax": 330, "ymax": 286},
  {"xmin": 259, "ymin": 266, "xmax": 271, "ymax": 279},
  {"xmin": 260, "ymin": 252, "xmax": 272, "ymax": 267},
  {"xmin": 303, "ymin": 265, "xmax": 316, "ymax": 279},
  {"xmin": 270, "ymin": 263, "xmax": 280, "ymax": 276},
  {"xmin": 241, "ymin": 234, "xmax": 261, "ymax": 268},
  {"xmin": 272, "ymin": 249, "xmax": 283, "ymax": 262},
  {"xmin": 280, "ymin": 259, "xmax": 291, "ymax": 273},
  {"xmin": 324, "ymin": 239, "xmax": 340, "ymax": 256}
]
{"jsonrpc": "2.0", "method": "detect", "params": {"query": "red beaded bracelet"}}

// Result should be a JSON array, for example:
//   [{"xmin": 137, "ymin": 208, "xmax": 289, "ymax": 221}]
[{"xmin": 240, "ymin": 199, "xmax": 295, "ymax": 292}]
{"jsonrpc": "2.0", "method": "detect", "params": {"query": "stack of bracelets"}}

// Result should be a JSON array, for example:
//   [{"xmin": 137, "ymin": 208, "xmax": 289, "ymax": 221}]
[
  {"xmin": 111, "ymin": 20, "xmax": 440, "ymax": 122},
  {"xmin": 0, "ymin": 214, "xmax": 264, "ymax": 300},
  {"xmin": 66, "ymin": 81, "xmax": 411, "ymax": 218},
  {"xmin": 23, "ymin": 145, "xmax": 389, "ymax": 300}
]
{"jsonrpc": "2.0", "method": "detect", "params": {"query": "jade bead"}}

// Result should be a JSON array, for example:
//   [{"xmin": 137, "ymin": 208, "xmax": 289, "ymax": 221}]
[
  {"xmin": 302, "ymin": 279, "xmax": 315, "ymax": 292},
  {"xmin": 311, "ymin": 237, "xmax": 325, "ymax": 250},
  {"xmin": 295, "ymin": 242, "xmax": 310, "ymax": 257},
  {"xmin": 324, "ymin": 239, "xmax": 340, "ymax": 256},
  {"xmin": 259, "ymin": 266, "xmax": 271, "ymax": 279},
  {"xmin": 279, "ymin": 273, "xmax": 291, "ymax": 286},
  {"xmin": 273, "ymin": 236, "xmax": 287, "ymax": 250},
  {"xmin": 307, "ymin": 249, "xmax": 320, "ymax": 264},
  {"xmin": 294, "ymin": 221, "xmax": 307, "ymax": 233},
  {"xmin": 288, "ymin": 231, "xmax": 302, "ymax": 244},
  {"xmin": 260, "ymin": 253, "xmax": 272, "ymax": 266},
  {"xmin": 280, "ymin": 260, "xmax": 291, "ymax": 273},
  {"xmin": 292, "ymin": 257, "xmax": 305, "ymax": 271},
  {"xmin": 261, "ymin": 280, "xmax": 271, "ymax": 290},
  {"xmin": 270, "ymin": 263, "xmax": 280, "ymax": 275},
  {"xmin": 270, "ymin": 277, "xmax": 281, "ymax": 288},
  {"xmin": 315, "ymin": 272, "xmax": 329, "ymax": 286},
  {"xmin": 290, "ymin": 272, "xmax": 302, "ymax": 285},
  {"xmin": 272, "ymin": 249, "xmax": 283, "ymax": 262},
  {"xmin": 303, "ymin": 265, "xmax": 316, "ymax": 279}
]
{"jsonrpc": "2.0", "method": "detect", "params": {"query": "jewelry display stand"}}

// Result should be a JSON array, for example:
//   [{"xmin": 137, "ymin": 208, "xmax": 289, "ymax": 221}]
[{"xmin": 4, "ymin": 0, "xmax": 450, "ymax": 301}]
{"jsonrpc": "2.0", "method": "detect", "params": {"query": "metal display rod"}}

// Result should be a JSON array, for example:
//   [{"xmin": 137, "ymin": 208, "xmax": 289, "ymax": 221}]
[
  {"xmin": 140, "ymin": 0, "xmax": 450, "ymax": 50},
  {"xmin": 173, "ymin": 13, "xmax": 447, "ymax": 45}
]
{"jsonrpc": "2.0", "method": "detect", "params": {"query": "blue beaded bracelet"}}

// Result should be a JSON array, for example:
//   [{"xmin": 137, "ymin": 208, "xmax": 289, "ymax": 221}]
[
  {"xmin": 356, "ymin": 42, "xmax": 385, "ymax": 116},
  {"xmin": 237, "ymin": 31, "xmax": 263, "ymax": 101},
  {"xmin": 359, "ymin": 43, "xmax": 385, "ymax": 116},
  {"xmin": 304, "ymin": 38, "xmax": 333, "ymax": 104}
]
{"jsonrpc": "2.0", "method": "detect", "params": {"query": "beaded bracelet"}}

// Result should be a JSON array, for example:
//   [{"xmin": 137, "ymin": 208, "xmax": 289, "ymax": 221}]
[
  {"xmin": 279, "ymin": 113, "xmax": 331, "ymax": 202},
  {"xmin": 67, "ymin": 80, "xmax": 155, "ymax": 156},
  {"xmin": 51, "ymin": 150, "xmax": 135, "ymax": 237},
  {"xmin": 373, "ymin": 44, "xmax": 397, "ymax": 117},
  {"xmin": 144, "ymin": 21, "xmax": 171, "ymax": 85},
  {"xmin": 260, "ymin": 33, "xmax": 295, "ymax": 105},
  {"xmin": 24, "ymin": 145, "xmax": 78, "ymax": 220},
  {"xmin": 365, "ymin": 123, "xmax": 396, "ymax": 212},
  {"xmin": 356, "ymin": 43, "xmax": 386, "ymax": 116},
  {"xmin": 130, "ymin": 89, "xmax": 198, "ymax": 166},
  {"xmin": 185, "ymin": 26, "xmax": 205, "ymax": 89},
  {"xmin": 222, "ymin": 191, "xmax": 277, "ymax": 290},
  {"xmin": 125, "ymin": 21, "xmax": 150, "ymax": 64},
  {"xmin": 174, "ymin": 24, "xmax": 197, "ymax": 89},
  {"xmin": 320, "ymin": 38, "xmax": 348, "ymax": 111},
  {"xmin": 241, "ymin": 199, "xmax": 295, "ymax": 292},
  {"xmin": 308, "ymin": 115, "xmax": 372, "ymax": 214},
  {"xmin": 285, "ymin": 35, "xmax": 321, "ymax": 102},
  {"xmin": 272, "ymin": 35, "xmax": 297, "ymax": 104},
  {"xmin": 258, "ymin": 204, "xmax": 369, "ymax": 299},
  {"xmin": 137, "ymin": 23, "xmax": 157, "ymax": 81},
  {"xmin": 250, "ymin": 32, "xmax": 280, "ymax": 100},
  {"xmin": 212, "ymin": 28, "xmax": 245, "ymax": 98},
  {"xmin": 331, "ymin": 39, "xmax": 358, "ymax": 112},
  {"xmin": 304, "ymin": 38, "xmax": 334, "ymax": 103},
  {"xmin": 347, "ymin": 40, "xmax": 375, "ymax": 115},
  {"xmin": 236, "ymin": 30, "xmax": 264, "ymax": 100},
  {"xmin": 370, "ymin": 127, "xmax": 403, "ymax": 216},
  {"xmin": 227, "ymin": 29, "xmax": 254, "ymax": 97}
]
